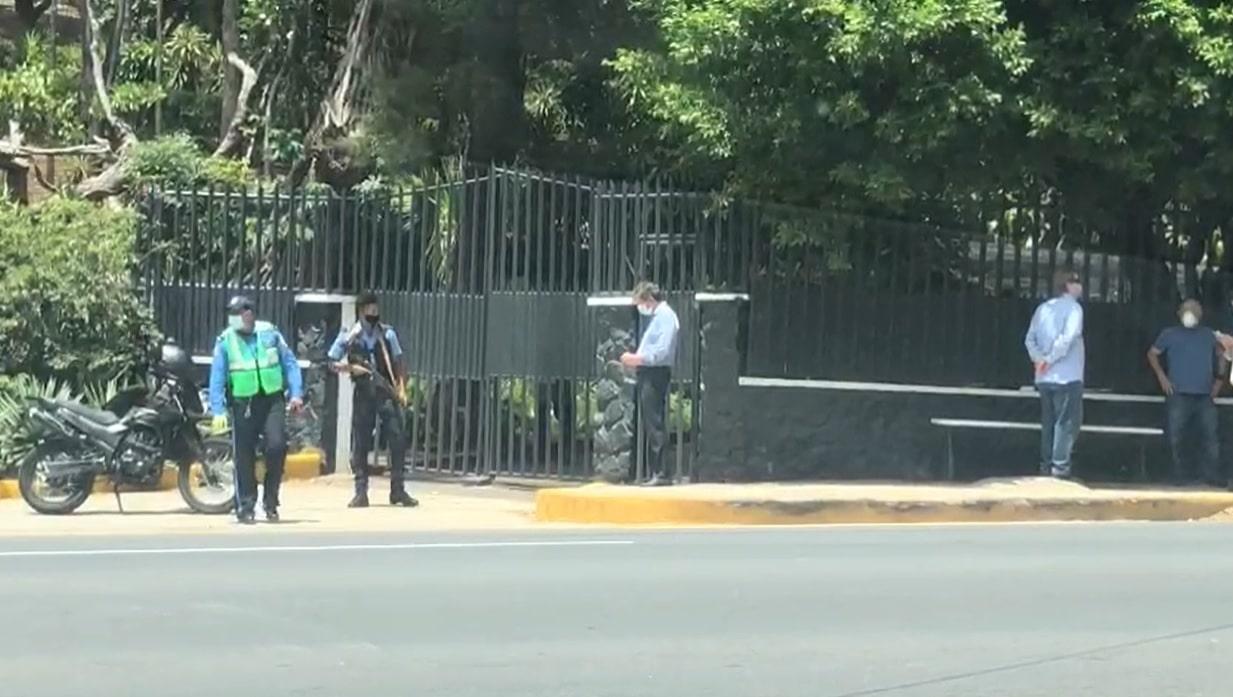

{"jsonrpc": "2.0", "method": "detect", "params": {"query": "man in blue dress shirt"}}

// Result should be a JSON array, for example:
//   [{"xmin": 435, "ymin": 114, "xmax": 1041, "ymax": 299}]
[
  {"xmin": 1024, "ymin": 269, "xmax": 1085, "ymax": 480},
  {"xmin": 621, "ymin": 282, "xmax": 680, "ymax": 486}
]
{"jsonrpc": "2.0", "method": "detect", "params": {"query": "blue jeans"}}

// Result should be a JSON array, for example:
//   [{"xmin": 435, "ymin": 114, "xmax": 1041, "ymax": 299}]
[
  {"xmin": 1167, "ymin": 394, "xmax": 1220, "ymax": 485},
  {"xmin": 1039, "ymin": 382, "xmax": 1083, "ymax": 477}
]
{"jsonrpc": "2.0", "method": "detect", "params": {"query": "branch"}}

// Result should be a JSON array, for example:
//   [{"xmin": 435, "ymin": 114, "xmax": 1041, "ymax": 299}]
[
  {"xmin": 0, "ymin": 140, "xmax": 113, "ymax": 157},
  {"xmin": 212, "ymin": 52, "xmax": 259, "ymax": 158},
  {"xmin": 30, "ymin": 160, "xmax": 63, "ymax": 196},
  {"xmin": 289, "ymin": 0, "xmax": 377, "ymax": 186},
  {"xmin": 75, "ymin": 0, "xmax": 138, "ymax": 200}
]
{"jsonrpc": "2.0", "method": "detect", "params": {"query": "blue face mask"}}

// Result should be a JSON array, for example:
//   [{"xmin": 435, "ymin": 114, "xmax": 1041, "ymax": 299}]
[{"xmin": 228, "ymin": 314, "xmax": 244, "ymax": 331}]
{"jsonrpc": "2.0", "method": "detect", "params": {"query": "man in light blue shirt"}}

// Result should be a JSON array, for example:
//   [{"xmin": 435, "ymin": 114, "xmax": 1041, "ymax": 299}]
[
  {"xmin": 620, "ymin": 281, "xmax": 680, "ymax": 486},
  {"xmin": 1024, "ymin": 268, "xmax": 1085, "ymax": 479}
]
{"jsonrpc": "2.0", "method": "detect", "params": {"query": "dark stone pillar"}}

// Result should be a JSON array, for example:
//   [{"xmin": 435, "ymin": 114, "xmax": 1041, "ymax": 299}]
[
  {"xmin": 695, "ymin": 298, "xmax": 749, "ymax": 481},
  {"xmin": 591, "ymin": 307, "xmax": 637, "ymax": 483}
]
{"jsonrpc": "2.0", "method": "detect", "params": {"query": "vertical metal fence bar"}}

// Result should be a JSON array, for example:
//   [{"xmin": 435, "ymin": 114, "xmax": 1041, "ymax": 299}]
[{"xmin": 222, "ymin": 187, "xmax": 234, "ymax": 302}]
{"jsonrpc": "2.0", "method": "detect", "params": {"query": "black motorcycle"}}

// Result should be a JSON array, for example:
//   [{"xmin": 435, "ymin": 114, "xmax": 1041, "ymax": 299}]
[{"xmin": 17, "ymin": 340, "xmax": 236, "ymax": 515}]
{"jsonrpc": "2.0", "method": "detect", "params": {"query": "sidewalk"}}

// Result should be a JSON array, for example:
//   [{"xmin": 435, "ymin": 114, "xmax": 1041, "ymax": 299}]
[
  {"xmin": 0, "ymin": 476, "xmax": 546, "ymax": 537},
  {"xmin": 534, "ymin": 478, "xmax": 1233, "ymax": 525}
]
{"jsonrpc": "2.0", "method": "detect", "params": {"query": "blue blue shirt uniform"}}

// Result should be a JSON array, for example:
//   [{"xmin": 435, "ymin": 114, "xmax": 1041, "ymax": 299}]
[
  {"xmin": 208, "ymin": 325, "xmax": 304, "ymax": 415},
  {"xmin": 1153, "ymin": 326, "xmax": 1221, "ymax": 395},
  {"xmin": 637, "ymin": 303, "xmax": 680, "ymax": 368},
  {"xmin": 1024, "ymin": 295, "xmax": 1085, "ymax": 385},
  {"xmin": 327, "ymin": 323, "xmax": 404, "ymax": 363}
]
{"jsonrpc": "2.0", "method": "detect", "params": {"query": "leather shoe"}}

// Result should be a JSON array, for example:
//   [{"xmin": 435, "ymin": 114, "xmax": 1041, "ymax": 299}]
[
  {"xmin": 390, "ymin": 491, "xmax": 419, "ymax": 507},
  {"xmin": 237, "ymin": 510, "xmax": 256, "ymax": 525},
  {"xmin": 348, "ymin": 493, "xmax": 369, "ymax": 508}
]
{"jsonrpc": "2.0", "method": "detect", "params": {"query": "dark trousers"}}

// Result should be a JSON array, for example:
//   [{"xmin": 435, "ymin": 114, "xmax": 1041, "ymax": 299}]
[
  {"xmin": 1039, "ymin": 381, "xmax": 1083, "ymax": 477},
  {"xmin": 637, "ymin": 366, "xmax": 672, "ymax": 480},
  {"xmin": 1167, "ymin": 394, "xmax": 1221, "ymax": 484},
  {"xmin": 351, "ymin": 390, "xmax": 408, "ymax": 495},
  {"xmin": 231, "ymin": 394, "xmax": 286, "ymax": 515}
]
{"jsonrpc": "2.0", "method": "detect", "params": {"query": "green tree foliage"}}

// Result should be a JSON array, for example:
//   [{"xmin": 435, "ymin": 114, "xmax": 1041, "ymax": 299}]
[
  {"xmin": 0, "ymin": 198, "xmax": 159, "ymax": 386},
  {"xmin": 612, "ymin": 0, "xmax": 1233, "ymax": 247},
  {"xmin": 611, "ymin": 0, "xmax": 1030, "ymax": 213},
  {"xmin": 0, "ymin": 35, "xmax": 84, "ymax": 142}
]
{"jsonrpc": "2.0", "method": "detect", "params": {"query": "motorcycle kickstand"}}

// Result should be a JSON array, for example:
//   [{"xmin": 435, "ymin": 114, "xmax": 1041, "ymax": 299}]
[{"xmin": 112, "ymin": 481, "xmax": 124, "ymax": 513}]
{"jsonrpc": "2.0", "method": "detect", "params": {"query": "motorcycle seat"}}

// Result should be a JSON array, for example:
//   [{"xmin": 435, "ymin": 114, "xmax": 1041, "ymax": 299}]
[{"xmin": 60, "ymin": 401, "xmax": 120, "ymax": 426}]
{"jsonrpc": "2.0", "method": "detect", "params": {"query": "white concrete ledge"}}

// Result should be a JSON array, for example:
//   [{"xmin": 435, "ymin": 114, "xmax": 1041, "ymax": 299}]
[
  {"xmin": 586, "ymin": 296, "xmax": 634, "ymax": 307},
  {"xmin": 695, "ymin": 292, "xmax": 750, "ymax": 302},
  {"xmin": 738, "ymin": 376, "xmax": 1233, "ymax": 406}
]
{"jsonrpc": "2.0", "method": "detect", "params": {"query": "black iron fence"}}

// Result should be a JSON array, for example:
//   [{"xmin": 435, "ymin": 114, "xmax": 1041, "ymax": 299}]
[
  {"xmin": 140, "ymin": 164, "xmax": 1225, "ymax": 479},
  {"xmin": 138, "ymin": 166, "xmax": 712, "ymax": 480},
  {"xmin": 744, "ymin": 204, "xmax": 1233, "ymax": 393}
]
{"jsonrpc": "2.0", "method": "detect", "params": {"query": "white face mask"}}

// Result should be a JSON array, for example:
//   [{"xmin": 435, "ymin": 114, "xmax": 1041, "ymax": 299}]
[
  {"xmin": 227, "ymin": 314, "xmax": 245, "ymax": 331},
  {"xmin": 1182, "ymin": 312, "xmax": 1199, "ymax": 328},
  {"xmin": 637, "ymin": 304, "xmax": 653, "ymax": 317}
]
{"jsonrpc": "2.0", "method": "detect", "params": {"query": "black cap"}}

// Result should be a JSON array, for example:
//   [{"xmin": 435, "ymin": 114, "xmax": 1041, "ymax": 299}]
[{"xmin": 226, "ymin": 295, "xmax": 255, "ymax": 313}]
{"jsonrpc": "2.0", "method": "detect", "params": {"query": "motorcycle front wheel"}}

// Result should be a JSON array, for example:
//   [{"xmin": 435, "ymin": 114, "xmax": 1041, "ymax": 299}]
[
  {"xmin": 178, "ymin": 438, "xmax": 235, "ymax": 515},
  {"xmin": 18, "ymin": 444, "xmax": 96, "ymax": 515}
]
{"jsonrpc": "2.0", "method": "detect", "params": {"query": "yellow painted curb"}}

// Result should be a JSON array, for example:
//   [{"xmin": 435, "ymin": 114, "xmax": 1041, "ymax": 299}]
[
  {"xmin": 535, "ymin": 488, "xmax": 1233, "ymax": 526},
  {"xmin": 1, "ymin": 449, "xmax": 327, "ymax": 498},
  {"xmin": 283, "ymin": 449, "xmax": 324, "ymax": 480}
]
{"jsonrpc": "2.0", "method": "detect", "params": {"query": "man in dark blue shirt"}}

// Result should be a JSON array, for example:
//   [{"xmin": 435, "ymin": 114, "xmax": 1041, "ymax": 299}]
[{"xmin": 1148, "ymin": 300, "xmax": 1226, "ymax": 487}]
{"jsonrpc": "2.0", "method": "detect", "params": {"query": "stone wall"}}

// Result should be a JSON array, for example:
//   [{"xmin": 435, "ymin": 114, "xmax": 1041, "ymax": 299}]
[{"xmin": 590, "ymin": 308, "xmax": 638, "ymax": 482}]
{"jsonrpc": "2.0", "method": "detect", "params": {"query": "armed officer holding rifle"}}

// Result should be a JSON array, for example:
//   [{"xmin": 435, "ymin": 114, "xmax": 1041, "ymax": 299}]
[{"xmin": 328, "ymin": 292, "xmax": 418, "ymax": 509}]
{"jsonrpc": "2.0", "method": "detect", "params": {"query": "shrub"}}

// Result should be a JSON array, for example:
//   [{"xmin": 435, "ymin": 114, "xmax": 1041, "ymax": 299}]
[
  {"xmin": 0, "ymin": 374, "xmax": 122, "ymax": 474},
  {"xmin": 0, "ymin": 197, "xmax": 160, "ymax": 388},
  {"xmin": 126, "ymin": 134, "xmax": 253, "ymax": 189}
]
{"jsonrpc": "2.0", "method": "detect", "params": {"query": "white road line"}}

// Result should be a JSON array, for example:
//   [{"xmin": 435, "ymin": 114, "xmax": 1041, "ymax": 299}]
[{"xmin": 0, "ymin": 540, "xmax": 635, "ymax": 559}]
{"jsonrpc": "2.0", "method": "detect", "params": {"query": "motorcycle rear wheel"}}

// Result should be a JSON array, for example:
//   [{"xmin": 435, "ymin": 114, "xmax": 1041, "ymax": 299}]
[
  {"xmin": 18, "ymin": 444, "xmax": 95, "ymax": 515},
  {"xmin": 178, "ymin": 438, "xmax": 235, "ymax": 515}
]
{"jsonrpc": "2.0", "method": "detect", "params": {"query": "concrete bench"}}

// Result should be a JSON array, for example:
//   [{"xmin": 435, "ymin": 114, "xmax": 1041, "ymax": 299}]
[{"xmin": 930, "ymin": 418, "xmax": 1163, "ymax": 481}]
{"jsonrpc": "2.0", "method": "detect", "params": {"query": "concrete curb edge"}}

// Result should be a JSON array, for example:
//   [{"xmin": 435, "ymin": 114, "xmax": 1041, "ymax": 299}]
[{"xmin": 534, "ymin": 488, "xmax": 1233, "ymax": 525}]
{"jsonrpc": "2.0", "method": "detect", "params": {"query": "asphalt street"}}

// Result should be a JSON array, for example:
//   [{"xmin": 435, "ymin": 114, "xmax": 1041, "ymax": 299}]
[{"xmin": 2, "ymin": 523, "xmax": 1232, "ymax": 697}]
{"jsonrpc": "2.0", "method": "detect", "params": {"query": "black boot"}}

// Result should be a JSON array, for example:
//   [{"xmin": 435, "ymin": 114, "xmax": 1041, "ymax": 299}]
[
  {"xmin": 390, "ymin": 490, "xmax": 419, "ymax": 507},
  {"xmin": 348, "ymin": 492, "xmax": 369, "ymax": 508},
  {"xmin": 263, "ymin": 506, "xmax": 280, "ymax": 523},
  {"xmin": 237, "ymin": 509, "xmax": 256, "ymax": 525}
]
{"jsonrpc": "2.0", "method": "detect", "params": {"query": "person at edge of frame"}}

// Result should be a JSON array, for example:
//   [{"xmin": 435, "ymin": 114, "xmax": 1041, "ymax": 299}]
[
  {"xmin": 328, "ymin": 292, "xmax": 418, "ymax": 509},
  {"xmin": 208, "ymin": 295, "xmax": 305, "ymax": 525},
  {"xmin": 1024, "ymin": 268, "xmax": 1085, "ymax": 481},
  {"xmin": 620, "ymin": 281, "xmax": 681, "ymax": 487},
  {"xmin": 1147, "ymin": 299, "xmax": 1227, "ymax": 488}
]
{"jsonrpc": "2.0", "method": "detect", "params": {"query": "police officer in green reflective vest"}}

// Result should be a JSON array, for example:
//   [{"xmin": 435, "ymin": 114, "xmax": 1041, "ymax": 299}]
[{"xmin": 208, "ymin": 296, "xmax": 304, "ymax": 524}]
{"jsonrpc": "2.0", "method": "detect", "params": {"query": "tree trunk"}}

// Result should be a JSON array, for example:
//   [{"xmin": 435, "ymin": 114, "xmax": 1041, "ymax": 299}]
[
  {"xmin": 220, "ymin": 0, "xmax": 241, "ymax": 142},
  {"xmin": 15, "ymin": 0, "xmax": 53, "ymax": 32},
  {"xmin": 104, "ymin": 0, "xmax": 130, "ymax": 87},
  {"xmin": 463, "ymin": 0, "xmax": 526, "ymax": 163},
  {"xmin": 75, "ymin": 0, "xmax": 138, "ymax": 200},
  {"xmin": 213, "ymin": 52, "xmax": 259, "ymax": 158},
  {"xmin": 289, "ymin": 0, "xmax": 379, "ymax": 187}
]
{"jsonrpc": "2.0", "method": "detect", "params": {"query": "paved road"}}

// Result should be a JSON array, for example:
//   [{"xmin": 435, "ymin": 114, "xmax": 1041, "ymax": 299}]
[{"xmin": 2, "ymin": 523, "xmax": 1232, "ymax": 697}]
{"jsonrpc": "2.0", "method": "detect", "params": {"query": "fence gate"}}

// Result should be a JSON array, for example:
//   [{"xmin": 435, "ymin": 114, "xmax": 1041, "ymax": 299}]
[{"xmin": 137, "ymin": 165, "xmax": 746, "ymax": 480}]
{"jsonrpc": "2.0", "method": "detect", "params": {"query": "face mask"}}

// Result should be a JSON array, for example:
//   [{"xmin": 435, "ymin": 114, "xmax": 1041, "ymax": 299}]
[
  {"xmin": 364, "ymin": 314, "xmax": 380, "ymax": 325},
  {"xmin": 637, "ymin": 304, "xmax": 653, "ymax": 317},
  {"xmin": 227, "ymin": 314, "xmax": 244, "ymax": 331},
  {"xmin": 1182, "ymin": 312, "xmax": 1199, "ymax": 328}
]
